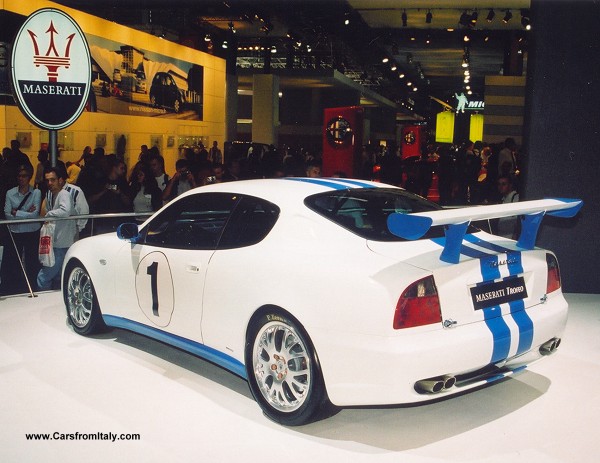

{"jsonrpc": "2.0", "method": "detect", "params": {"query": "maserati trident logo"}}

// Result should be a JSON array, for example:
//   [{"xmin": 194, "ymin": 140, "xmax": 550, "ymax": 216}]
[
  {"xmin": 28, "ymin": 21, "xmax": 75, "ymax": 82},
  {"xmin": 11, "ymin": 9, "xmax": 91, "ymax": 130}
]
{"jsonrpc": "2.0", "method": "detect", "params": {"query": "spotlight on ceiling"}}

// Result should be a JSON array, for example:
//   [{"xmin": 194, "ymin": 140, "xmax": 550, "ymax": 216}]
[
  {"xmin": 204, "ymin": 34, "xmax": 211, "ymax": 42},
  {"xmin": 470, "ymin": 11, "xmax": 478, "ymax": 26},
  {"xmin": 222, "ymin": 40, "xmax": 228, "ymax": 49},
  {"xmin": 486, "ymin": 9, "xmax": 495, "ymax": 22},
  {"xmin": 228, "ymin": 21, "xmax": 236, "ymax": 33},
  {"xmin": 270, "ymin": 45, "xmax": 277, "ymax": 53},
  {"xmin": 459, "ymin": 11, "xmax": 471, "ymax": 26},
  {"xmin": 503, "ymin": 10, "xmax": 513, "ymax": 23},
  {"xmin": 402, "ymin": 10, "xmax": 407, "ymax": 27},
  {"xmin": 382, "ymin": 57, "xmax": 389, "ymax": 63},
  {"xmin": 521, "ymin": 10, "xmax": 532, "ymax": 30},
  {"xmin": 344, "ymin": 12, "xmax": 350, "ymax": 26},
  {"xmin": 426, "ymin": 10, "xmax": 432, "ymax": 24}
]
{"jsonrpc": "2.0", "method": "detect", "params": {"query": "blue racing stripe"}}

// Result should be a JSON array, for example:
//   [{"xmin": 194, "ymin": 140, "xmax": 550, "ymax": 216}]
[
  {"xmin": 431, "ymin": 237, "xmax": 493, "ymax": 260},
  {"xmin": 506, "ymin": 251, "xmax": 534, "ymax": 354},
  {"xmin": 483, "ymin": 306, "xmax": 512, "ymax": 363},
  {"xmin": 464, "ymin": 234, "xmax": 514, "ymax": 253},
  {"xmin": 283, "ymin": 177, "xmax": 352, "ymax": 190},
  {"xmin": 102, "ymin": 315, "xmax": 247, "ymax": 378},
  {"xmin": 324, "ymin": 178, "xmax": 377, "ymax": 189}
]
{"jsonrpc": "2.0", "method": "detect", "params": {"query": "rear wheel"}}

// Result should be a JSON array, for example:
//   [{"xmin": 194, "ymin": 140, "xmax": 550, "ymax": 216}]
[
  {"xmin": 64, "ymin": 262, "xmax": 106, "ymax": 335},
  {"xmin": 246, "ymin": 311, "xmax": 331, "ymax": 425}
]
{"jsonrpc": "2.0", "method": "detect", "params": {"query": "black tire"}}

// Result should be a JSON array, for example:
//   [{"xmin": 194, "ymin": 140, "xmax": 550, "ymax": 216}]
[
  {"xmin": 63, "ymin": 261, "xmax": 106, "ymax": 336},
  {"xmin": 245, "ymin": 310, "xmax": 331, "ymax": 426}
]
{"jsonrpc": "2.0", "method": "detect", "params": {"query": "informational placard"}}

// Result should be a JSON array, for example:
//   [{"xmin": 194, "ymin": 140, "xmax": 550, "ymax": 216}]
[{"xmin": 11, "ymin": 8, "xmax": 91, "ymax": 130}]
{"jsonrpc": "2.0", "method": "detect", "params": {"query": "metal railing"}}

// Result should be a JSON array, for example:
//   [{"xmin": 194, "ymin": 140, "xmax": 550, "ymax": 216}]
[{"xmin": 1, "ymin": 212, "xmax": 153, "ymax": 299}]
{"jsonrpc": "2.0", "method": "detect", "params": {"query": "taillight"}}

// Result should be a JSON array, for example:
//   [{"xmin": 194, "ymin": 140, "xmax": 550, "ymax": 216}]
[
  {"xmin": 546, "ymin": 253, "xmax": 561, "ymax": 293},
  {"xmin": 394, "ymin": 276, "xmax": 442, "ymax": 329}
]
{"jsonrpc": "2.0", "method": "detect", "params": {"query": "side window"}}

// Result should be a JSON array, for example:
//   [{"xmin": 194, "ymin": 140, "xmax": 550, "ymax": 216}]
[
  {"xmin": 143, "ymin": 193, "xmax": 239, "ymax": 250},
  {"xmin": 217, "ymin": 196, "xmax": 280, "ymax": 249}
]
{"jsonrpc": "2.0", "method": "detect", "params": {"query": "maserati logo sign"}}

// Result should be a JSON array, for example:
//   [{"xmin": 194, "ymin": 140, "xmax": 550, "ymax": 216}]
[{"xmin": 11, "ymin": 8, "xmax": 91, "ymax": 130}]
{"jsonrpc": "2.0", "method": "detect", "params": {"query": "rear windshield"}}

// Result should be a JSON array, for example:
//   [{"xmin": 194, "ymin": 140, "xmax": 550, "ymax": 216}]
[{"xmin": 305, "ymin": 188, "xmax": 447, "ymax": 242}]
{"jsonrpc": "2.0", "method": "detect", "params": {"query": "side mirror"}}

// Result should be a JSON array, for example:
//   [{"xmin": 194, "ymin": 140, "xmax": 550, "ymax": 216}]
[{"xmin": 117, "ymin": 223, "xmax": 140, "ymax": 242}]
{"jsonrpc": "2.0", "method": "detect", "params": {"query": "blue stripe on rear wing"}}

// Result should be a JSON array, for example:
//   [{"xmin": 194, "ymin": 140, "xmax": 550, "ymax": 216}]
[{"xmin": 387, "ymin": 198, "xmax": 583, "ymax": 264}]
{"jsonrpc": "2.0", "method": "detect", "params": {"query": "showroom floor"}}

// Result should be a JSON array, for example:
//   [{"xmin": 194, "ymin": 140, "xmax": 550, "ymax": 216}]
[{"xmin": 1, "ymin": 291, "xmax": 598, "ymax": 463}]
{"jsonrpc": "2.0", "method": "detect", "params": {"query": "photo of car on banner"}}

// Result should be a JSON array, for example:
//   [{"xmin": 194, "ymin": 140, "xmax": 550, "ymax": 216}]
[{"xmin": 61, "ymin": 178, "xmax": 582, "ymax": 425}]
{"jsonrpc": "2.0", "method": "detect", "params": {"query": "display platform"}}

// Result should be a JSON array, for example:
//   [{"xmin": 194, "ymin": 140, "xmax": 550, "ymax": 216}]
[{"xmin": 1, "ymin": 291, "xmax": 598, "ymax": 463}]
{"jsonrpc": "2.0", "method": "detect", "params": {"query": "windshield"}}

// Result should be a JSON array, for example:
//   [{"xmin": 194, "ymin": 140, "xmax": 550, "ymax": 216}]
[{"xmin": 305, "ymin": 188, "xmax": 454, "ymax": 242}]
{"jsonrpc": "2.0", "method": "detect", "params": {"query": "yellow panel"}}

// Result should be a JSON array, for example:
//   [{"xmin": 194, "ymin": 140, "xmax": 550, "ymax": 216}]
[
  {"xmin": 436, "ymin": 111, "xmax": 454, "ymax": 144},
  {"xmin": 469, "ymin": 114, "xmax": 484, "ymax": 142}
]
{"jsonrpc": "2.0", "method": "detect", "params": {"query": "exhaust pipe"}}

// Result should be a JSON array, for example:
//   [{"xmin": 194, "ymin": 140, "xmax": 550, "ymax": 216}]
[
  {"xmin": 442, "ymin": 375, "xmax": 456, "ymax": 390},
  {"xmin": 539, "ymin": 338, "xmax": 561, "ymax": 356},
  {"xmin": 415, "ymin": 378, "xmax": 445, "ymax": 394},
  {"xmin": 415, "ymin": 375, "xmax": 456, "ymax": 394}
]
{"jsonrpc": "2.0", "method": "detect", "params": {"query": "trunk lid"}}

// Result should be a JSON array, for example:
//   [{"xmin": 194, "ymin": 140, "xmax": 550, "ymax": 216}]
[{"xmin": 367, "ymin": 231, "xmax": 548, "ymax": 328}]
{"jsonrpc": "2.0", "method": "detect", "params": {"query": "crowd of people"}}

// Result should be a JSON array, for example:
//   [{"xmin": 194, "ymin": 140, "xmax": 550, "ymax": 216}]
[{"xmin": 0, "ymin": 136, "xmax": 521, "ymax": 296}]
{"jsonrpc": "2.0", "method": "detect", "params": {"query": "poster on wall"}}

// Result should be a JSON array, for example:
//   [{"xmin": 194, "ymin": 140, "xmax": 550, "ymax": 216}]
[{"xmin": 86, "ymin": 34, "xmax": 204, "ymax": 120}]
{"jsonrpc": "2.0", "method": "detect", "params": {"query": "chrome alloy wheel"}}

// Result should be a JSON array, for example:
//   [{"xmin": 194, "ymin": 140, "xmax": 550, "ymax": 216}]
[
  {"xmin": 252, "ymin": 321, "xmax": 311, "ymax": 413},
  {"xmin": 67, "ymin": 267, "xmax": 94, "ymax": 329}
]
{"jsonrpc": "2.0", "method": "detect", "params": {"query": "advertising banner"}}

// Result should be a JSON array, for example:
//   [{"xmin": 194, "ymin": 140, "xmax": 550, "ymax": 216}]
[{"xmin": 86, "ymin": 34, "xmax": 204, "ymax": 120}]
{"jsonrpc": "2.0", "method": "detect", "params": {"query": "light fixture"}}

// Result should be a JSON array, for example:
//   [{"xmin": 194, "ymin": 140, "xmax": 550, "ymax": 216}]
[
  {"xmin": 426, "ymin": 10, "xmax": 432, "ymax": 24},
  {"xmin": 391, "ymin": 64, "xmax": 397, "ymax": 71},
  {"xmin": 228, "ymin": 21, "xmax": 236, "ymax": 33},
  {"xmin": 306, "ymin": 45, "xmax": 312, "ymax": 52},
  {"xmin": 270, "ymin": 45, "xmax": 277, "ymax": 53},
  {"xmin": 204, "ymin": 34, "xmax": 211, "ymax": 42},
  {"xmin": 344, "ymin": 12, "xmax": 350, "ymax": 26},
  {"xmin": 399, "ymin": 73, "xmax": 405, "ymax": 78},
  {"xmin": 402, "ymin": 10, "xmax": 407, "ymax": 27},
  {"xmin": 459, "ymin": 11, "xmax": 471, "ymax": 26},
  {"xmin": 470, "ymin": 11, "xmax": 478, "ymax": 26},
  {"xmin": 521, "ymin": 10, "xmax": 532, "ymax": 30},
  {"xmin": 413, "ymin": 87, "xmax": 418, "ymax": 92},
  {"xmin": 222, "ymin": 40, "xmax": 228, "ymax": 49},
  {"xmin": 503, "ymin": 10, "xmax": 513, "ymax": 23},
  {"xmin": 463, "ymin": 34, "xmax": 470, "ymax": 42},
  {"xmin": 486, "ymin": 9, "xmax": 495, "ymax": 22},
  {"xmin": 407, "ymin": 81, "xmax": 412, "ymax": 86},
  {"xmin": 382, "ymin": 57, "xmax": 389, "ymax": 63}
]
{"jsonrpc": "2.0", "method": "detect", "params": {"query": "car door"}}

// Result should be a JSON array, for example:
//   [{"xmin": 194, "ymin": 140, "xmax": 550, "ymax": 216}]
[{"xmin": 114, "ymin": 192, "xmax": 240, "ymax": 342}]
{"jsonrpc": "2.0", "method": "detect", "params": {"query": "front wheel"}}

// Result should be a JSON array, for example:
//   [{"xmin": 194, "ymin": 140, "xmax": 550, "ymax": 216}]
[
  {"xmin": 246, "ymin": 311, "xmax": 331, "ymax": 425},
  {"xmin": 64, "ymin": 262, "xmax": 106, "ymax": 335}
]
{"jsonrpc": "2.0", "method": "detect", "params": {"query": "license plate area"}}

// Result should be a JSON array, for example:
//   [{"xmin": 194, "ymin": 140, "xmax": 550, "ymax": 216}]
[{"xmin": 470, "ymin": 276, "xmax": 528, "ymax": 310}]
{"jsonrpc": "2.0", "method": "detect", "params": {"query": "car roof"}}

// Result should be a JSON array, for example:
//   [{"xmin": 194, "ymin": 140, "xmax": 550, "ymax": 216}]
[{"xmin": 177, "ymin": 178, "xmax": 394, "ymax": 209}]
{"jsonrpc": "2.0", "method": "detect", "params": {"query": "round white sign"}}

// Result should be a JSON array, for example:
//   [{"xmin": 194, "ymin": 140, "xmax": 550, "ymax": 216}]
[{"xmin": 11, "ymin": 8, "xmax": 91, "ymax": 130}]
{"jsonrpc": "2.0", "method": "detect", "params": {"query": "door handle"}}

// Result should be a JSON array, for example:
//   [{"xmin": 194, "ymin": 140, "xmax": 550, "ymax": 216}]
[{"xmin": 186, "ymin": 263, "xmax": 201, "ymax": 273}]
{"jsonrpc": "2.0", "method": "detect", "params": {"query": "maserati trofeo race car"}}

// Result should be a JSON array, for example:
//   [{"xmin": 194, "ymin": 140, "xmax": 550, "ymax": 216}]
[{"xmin": 62, "ymin": 178, "xmax": 582, "ymax": 425}]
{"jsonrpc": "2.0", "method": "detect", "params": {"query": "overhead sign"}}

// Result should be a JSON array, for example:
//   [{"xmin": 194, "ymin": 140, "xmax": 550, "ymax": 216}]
[{"xmin": 11, "ymin": 8, "xmax": 91, "ymax": 130}]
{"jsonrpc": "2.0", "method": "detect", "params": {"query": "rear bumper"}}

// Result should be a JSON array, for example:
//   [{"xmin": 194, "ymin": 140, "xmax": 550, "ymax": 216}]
[{"xmin": 313, "ymin": 292, "xmax": 568, "ymax": 406}]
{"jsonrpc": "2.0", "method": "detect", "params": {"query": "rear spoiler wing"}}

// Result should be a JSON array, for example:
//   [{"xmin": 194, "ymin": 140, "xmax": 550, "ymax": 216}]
[{"xmin": 387, "ymin": 198, "xmax": 583, "ymax": 263}]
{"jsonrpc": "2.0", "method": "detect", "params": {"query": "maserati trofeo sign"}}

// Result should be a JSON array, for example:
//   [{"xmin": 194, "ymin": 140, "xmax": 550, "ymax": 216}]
[{"xmin": 11, "ymin": 8, "xmax": 91, "ymax": 130}]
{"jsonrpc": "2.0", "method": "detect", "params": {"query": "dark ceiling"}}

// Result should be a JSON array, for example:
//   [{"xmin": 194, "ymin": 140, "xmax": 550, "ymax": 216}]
[{"xmin": 53, "ymin": 0, "xmax": 531, "ymax": 115}]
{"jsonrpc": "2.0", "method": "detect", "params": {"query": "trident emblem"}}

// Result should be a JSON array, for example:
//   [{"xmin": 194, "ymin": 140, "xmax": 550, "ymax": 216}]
[{"xmin": 28, "ymin": 21, "xmax": 75, "ymax": 82}]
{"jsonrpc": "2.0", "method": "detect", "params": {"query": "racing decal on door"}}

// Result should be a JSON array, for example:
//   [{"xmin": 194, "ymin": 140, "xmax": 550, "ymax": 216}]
[{"xmin": 135, "ymin": 251, "xmax": 174, "ymax": 328}]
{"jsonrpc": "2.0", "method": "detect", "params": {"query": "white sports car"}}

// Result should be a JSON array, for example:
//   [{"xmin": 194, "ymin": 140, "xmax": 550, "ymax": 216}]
[{"xmin": 62, "ymin": 178, "xmax": 582, "ymax": 425}]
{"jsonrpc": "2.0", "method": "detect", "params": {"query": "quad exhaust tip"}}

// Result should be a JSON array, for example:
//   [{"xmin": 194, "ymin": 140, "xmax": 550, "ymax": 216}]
[
  {"xmin": 415, "ymin": 375, "xmax": 456, "ymax": 394},
  {"xmin": 539, "ymin": 337, "xmax": 561, "ymax": 356}
]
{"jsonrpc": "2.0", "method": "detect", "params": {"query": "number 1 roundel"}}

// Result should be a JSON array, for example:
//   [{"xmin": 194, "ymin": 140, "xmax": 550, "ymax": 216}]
[{"xmin": 135, "ymin": 252, "xmax": 174, "ymax": 327}]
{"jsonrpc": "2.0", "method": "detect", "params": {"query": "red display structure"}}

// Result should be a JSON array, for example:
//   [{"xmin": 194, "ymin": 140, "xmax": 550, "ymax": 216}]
[
  {"xmin": 401, "ymin": 125, "xmax": 424, "ymax": 160},
  {"xmin": 322, "ymin": 106, "xmax": 364, "ymax": 177}
]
